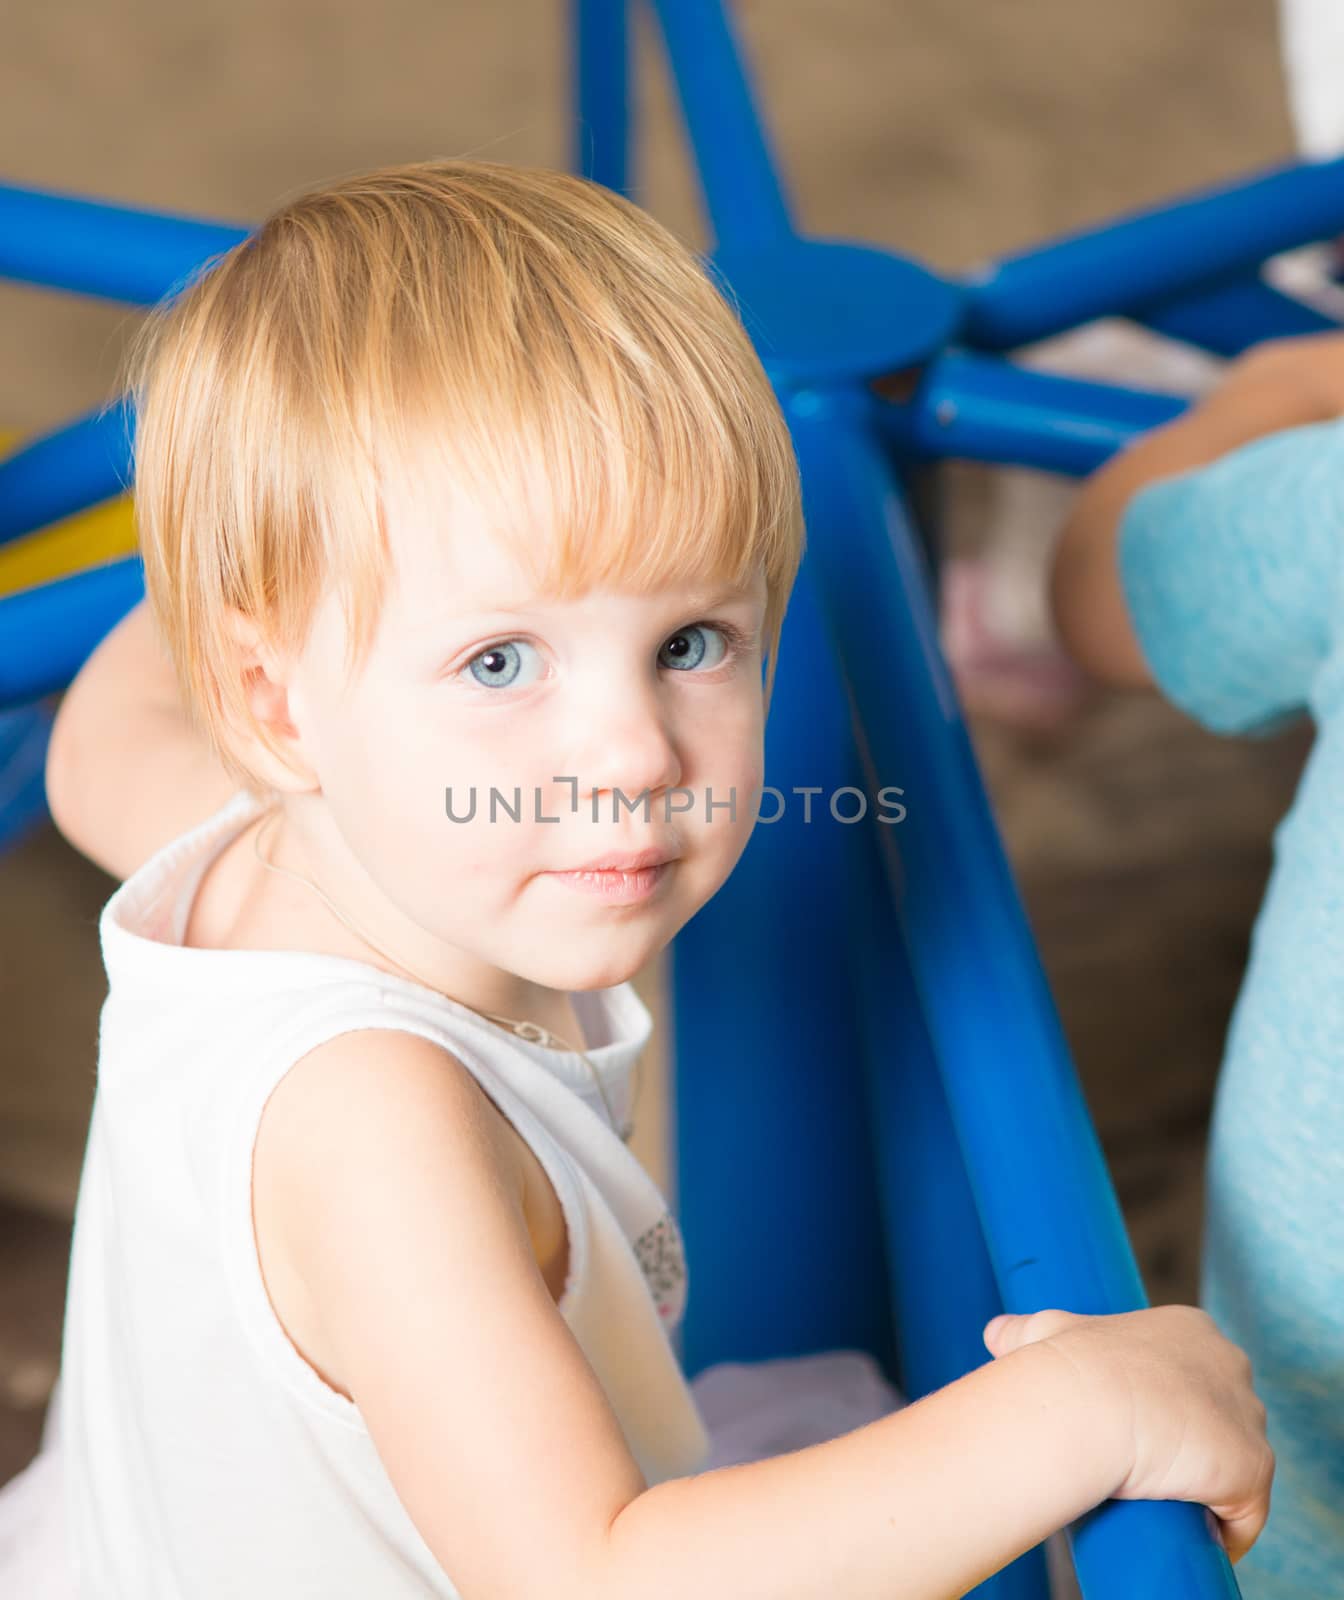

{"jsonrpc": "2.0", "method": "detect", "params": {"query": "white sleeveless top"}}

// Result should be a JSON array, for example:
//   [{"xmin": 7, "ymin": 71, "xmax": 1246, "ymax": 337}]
[{"xmin": 53, "ymin": 787, "xmax": 712, "ymax": 1597}]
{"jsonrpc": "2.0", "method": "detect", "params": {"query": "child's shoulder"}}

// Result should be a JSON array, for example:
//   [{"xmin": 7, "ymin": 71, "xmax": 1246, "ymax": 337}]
[
  {"xmin": 251, "ymin": 1023, "xmax": 567, "ymax": 1401},
  {"xmin": 244, "ymin": 1020, "xmax": 644, "ymax": 1591}
]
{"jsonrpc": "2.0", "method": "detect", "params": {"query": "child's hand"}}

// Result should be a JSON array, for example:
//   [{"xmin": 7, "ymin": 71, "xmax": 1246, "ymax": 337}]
[{"xmin": 984, "ymin": 1306, "xmax": 1273, "ymax": 1561}]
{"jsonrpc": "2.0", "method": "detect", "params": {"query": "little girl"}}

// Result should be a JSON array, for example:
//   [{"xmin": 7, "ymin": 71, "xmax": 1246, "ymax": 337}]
[{"xmin": 1, "ymin": 159, "xmax": 1269, "ymax": 1597}]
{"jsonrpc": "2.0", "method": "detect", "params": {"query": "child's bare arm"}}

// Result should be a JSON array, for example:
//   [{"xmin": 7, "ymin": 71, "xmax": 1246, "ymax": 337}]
[
  {"xmin": 609, "ymin": 1305, "xmax": 1269, "ymax": 1598},
  {"xmin": 261, "ymin": 1028, "xmax": 1272, "ymax": 1600},
  {"xmin": 1051, "ymin": 333, "xmax": 1344, "ymax": 687},
  {"xmin": 45, "ymin": 597, "xmax": 240, "ymax": 881}
]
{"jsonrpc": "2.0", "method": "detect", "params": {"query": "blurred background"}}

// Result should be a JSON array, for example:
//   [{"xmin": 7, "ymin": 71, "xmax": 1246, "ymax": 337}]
[{"xmin": 0, "ymin": 0, "xmax": 1314, "ymax": 1489}]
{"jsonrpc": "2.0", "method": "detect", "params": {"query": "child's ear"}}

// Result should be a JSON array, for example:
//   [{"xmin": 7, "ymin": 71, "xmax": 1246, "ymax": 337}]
[{"xmin": 219, "ymin": 606, "xmax": 320, "ymax": 795}]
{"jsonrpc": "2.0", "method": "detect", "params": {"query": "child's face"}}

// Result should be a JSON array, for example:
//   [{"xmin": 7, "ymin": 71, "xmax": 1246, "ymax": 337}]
[{"xmin": 287, "ymin": 484, "xmax": 769, "ymax": 997}]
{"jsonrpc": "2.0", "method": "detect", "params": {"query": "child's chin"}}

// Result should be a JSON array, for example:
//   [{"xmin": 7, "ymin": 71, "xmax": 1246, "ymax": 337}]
[{"xmin": 536, "ymin": 936, "xmax": 661, "ymax": 994}]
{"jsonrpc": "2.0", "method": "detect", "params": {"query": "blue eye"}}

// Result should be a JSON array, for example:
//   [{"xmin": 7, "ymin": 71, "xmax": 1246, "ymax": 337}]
[
  {"xmin": 659, "ymin": 623, "xmax": 730, "ymax": 672},
  {"xmin": 465, "ymin": 639, "xmax": 542, "ymax": 690}
]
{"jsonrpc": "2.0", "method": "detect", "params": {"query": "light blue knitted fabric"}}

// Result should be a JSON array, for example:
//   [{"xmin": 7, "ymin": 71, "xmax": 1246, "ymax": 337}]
[{"xmin": 1117, "ymin": 419, "xmax": 1344, "ymax": 1600}]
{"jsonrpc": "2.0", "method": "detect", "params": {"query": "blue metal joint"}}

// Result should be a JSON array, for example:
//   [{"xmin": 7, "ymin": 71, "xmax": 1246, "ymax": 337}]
[{"xmin": 710, "ymin": 236, "xmax": 963, "ymax": 387}]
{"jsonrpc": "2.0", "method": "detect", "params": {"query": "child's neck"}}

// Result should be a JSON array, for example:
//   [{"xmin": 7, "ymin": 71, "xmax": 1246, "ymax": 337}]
[{"xmin": 252, "ymin": 797, "xmax": 593, "ymax": 1049}]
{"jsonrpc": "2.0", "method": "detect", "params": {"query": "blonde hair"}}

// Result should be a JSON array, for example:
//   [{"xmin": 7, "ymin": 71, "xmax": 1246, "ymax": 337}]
[{"xmin": 126, "ymin": 158, "xmax": 805, "ymax": 791}]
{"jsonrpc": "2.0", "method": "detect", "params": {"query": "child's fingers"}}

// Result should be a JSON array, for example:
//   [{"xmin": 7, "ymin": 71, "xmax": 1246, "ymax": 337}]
[
  {"xmin": 982, "ymin": 1309, "xmax": 1083, "ymax": 1357},
  {"xmin": 1212, "ymin": 1498, "xmax": 1270, "ymax": 1565},
  {"xmin": 1210, "ymin": 1446, "xmax": 1274, "ymax": 1565}
]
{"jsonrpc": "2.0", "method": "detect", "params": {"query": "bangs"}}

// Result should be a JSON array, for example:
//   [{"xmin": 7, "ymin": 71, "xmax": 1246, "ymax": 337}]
[{"xmin": 372, "ymin": 319, "xmax": 800, "ymax": 620}]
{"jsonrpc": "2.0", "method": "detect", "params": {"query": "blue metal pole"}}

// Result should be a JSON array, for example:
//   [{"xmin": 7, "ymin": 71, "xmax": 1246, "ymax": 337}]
[
  {"xmin": 0, "ymin": 182, "xmax": 249, "ymax": 306},
  {"xmin": 785, "ymin": 385, "xmax": 1239, "ymax": 1599},
  {"xmin": 847, "ymin": 770, "xmax": 1051, "ymax": 1600},
  {"xmin": 572, "ymin": 0, "xmax": 632, "ymax": 195},
  {"xmin": 0, "ymin": 703, "xmax": 55, "ymax": 854},
  {"xmin": 643, "ymin": 0, "xmax": 795, "ymax": 248},
  {"xmin": 0, "ymin": 401, "xmax": 136, "ymax": 548},
  {"xmin": 0, "ymin": 557, "xmax": 145, "ymax": 708},
  {"xmin": 1139, "ymin": 274, "xmax": 1339, "ymax": 356},
  {"xmin": 896, "ymin": 351, "xmax": 1186, "ymax": 477},
  {"xmin": 963, "ymin": 157, "xmax": 1344, "ymax": 350}
]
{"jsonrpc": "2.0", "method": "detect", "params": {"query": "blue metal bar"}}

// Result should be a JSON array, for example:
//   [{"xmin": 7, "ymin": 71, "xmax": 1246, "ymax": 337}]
[
  {"xmin": 0, "ymin": 557, "xmax": 144, "ymax": 708},
  {"xmin": 643, "ymin": 0, "xmax": 795, "ymax": 248},
  {"xmin": 893, "ymin": 351, "xmax": 1186, "ymax": 477},
  {"xmin": 784, "ymin": 386, "xmax": 1238, "ymax": 1599},
  {"xmin": 848, "ymin": 764, "xmax": 1051, "ymax": 1600},
  {"xmin": 790, "ymin": 385, "xmax": 1142, "ymax": 1310},
  {"xmin": 572, "ymin": 0, "xmax": 632, "ymax": 195},
  {"xmin": 0, "ymin": 702, "xmax": 55, "ymax": 854},
  {"xmin": 1138, "ymin": 274, "xmax": 1340, "ymax": 356},
  {"xmin": 0, "ymin": 181, "xmax": 249, "ymax": 306},
  {"xmin": 851, "ymin": 790, "xmax": 1004, "ymax": 1401},
  {"xmin": 0, "ymin": 401, "xmax": 136, "ymax": 548},
  {"xmin": 963, "ymin": 157, "xmax": 1344, "ymax": 350}
]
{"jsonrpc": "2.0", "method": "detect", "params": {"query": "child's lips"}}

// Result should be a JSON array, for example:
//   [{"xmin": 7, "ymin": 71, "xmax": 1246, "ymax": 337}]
[
  {"xmin": 567, "ymin": 846, "xmax": 678, "ymax": 873},
  {"xmin": 547, "ymin": 861, "xmax": 673, "ymax": 904}
]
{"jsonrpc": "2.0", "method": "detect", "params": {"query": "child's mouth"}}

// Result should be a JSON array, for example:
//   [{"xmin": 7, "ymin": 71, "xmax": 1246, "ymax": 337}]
[{"xmin": 548, "ymin": 863, "xmax": 672, "ymax": 904}]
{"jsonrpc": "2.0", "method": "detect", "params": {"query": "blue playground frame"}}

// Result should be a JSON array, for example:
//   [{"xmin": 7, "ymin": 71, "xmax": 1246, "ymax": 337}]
[{"xmin": 3, "ymin": 2, "xmax": 1341, "ymax": 1593}]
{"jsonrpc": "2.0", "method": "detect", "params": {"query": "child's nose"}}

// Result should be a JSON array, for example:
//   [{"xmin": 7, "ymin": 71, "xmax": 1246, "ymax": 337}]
[{"xmin": 569, "ymin": 694, "xmax": 682, "ymax": 813}]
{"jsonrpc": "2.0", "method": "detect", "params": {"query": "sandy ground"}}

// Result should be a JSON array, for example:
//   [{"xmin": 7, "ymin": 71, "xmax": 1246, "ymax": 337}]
[{"xmin": 0, "ymin": 0, "xmax": 1310, "ymax": 1521}]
